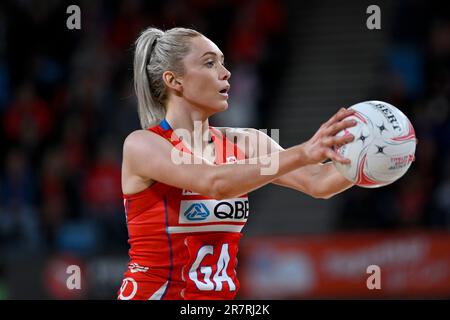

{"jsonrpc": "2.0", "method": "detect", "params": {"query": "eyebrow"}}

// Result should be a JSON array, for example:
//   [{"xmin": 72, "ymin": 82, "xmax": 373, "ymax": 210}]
[{"xmin": 200, "ymin": 51, "xmax": 225, "ymax": 60}]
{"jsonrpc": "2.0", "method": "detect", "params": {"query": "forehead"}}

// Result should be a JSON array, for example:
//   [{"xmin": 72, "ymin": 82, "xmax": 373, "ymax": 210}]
[{"xmin": 186, "ymin": 36, "xmax": 223, "ymax": 60}]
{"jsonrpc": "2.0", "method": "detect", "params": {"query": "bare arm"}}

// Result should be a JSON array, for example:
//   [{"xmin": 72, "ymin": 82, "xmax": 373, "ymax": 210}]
[
  {"xmin": 272, "ymin": 162, "xmax": 355, "ymax": 199},
  {"xmin": 123, "ymin": 108, "xmax": 355, "ymax": 200},
  {"xmin": 123, "ymin": 129, "xmax": 309, "ymax": 200},
  {"xmin": 241, "ymin": 110, "xmax": 356, "ymax": 199}
]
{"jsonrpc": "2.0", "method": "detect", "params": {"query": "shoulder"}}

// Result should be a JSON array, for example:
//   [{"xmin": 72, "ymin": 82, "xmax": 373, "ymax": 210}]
[
  {"xmin": 123, "ymin": 129, "xmax": 169, "ymax": 157},
  {"xmin": 124, "ymin": 129, "xmax": 154, "ymax": 148},
  {"xmin": 122, "ymin": 129, "xmax": 174, "ymax": 182},
  {"xmin": 122, "ymin": 130, "xmax": 166, "ymax": 191}
]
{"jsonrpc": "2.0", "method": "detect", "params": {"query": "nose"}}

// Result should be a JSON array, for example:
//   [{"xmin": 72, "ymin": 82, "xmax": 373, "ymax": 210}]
[{"xmin": 220, "ymin": 65, "xmax": 231, "ymax": 81}]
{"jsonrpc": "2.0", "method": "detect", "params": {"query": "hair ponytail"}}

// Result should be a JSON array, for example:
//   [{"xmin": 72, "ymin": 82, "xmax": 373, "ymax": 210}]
[
  {"xmin": 133, "ymin": 27, "xmax": 202, "ymax": 129},
  {"xmin": 134, "ymin": 28, "xmax": 165, "ymax": 129}
]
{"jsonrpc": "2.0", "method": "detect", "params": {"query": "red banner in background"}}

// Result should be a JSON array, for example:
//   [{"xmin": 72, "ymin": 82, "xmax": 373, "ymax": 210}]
[{"xmin": 237, "ymin": 231, "xmax": 450, "ymax": 299}]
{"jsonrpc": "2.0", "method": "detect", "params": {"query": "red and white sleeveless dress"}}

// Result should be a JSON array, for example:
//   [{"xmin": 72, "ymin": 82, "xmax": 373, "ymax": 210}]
[{"xmin": 117, "ymin": 119, "xmax": 249, "ymax": 300}]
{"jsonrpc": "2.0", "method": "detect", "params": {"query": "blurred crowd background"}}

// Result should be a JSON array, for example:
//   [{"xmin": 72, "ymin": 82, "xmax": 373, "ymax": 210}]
[{"xmin": 0, "ymin": 0, "xmax": 449, "ymax": 299}]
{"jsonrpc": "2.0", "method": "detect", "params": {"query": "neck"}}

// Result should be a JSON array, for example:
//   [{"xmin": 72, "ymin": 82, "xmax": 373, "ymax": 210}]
[{"xmin": 165, "ymin": 98, "xmax": 214, "ymax": 146}]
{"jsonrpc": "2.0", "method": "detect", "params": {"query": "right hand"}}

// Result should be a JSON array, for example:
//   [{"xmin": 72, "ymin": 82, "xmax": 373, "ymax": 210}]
[{"xmin": 302, "ymin": 107, "xmax": 357, "ymax": 165}]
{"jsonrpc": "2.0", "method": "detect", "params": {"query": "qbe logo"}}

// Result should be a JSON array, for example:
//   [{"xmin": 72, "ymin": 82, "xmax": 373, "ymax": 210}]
[
  {"xmin": 184, "ymin": 203, "xmax": 210, "ymax": 221},
  {"xmin": 214, "ymin": 200, "xmax": 249, "ymax": 220}
]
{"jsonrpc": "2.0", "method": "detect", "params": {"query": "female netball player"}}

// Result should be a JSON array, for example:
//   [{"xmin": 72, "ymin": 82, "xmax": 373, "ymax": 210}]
[{"xmin": 117, "ymin": 27, "xmax": 357, "ymax": 300}]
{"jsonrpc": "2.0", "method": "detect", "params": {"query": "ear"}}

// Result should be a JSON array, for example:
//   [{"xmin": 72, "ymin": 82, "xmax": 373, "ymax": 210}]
[{"xmin": 162, "ymin": 71, "xmax": 183, "ymax": 94}]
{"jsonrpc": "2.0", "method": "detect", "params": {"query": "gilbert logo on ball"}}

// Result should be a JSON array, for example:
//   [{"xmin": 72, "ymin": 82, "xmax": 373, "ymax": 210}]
[{"xmin": 333, "ymin": 101, "xmax": 416, "ymax": 188}]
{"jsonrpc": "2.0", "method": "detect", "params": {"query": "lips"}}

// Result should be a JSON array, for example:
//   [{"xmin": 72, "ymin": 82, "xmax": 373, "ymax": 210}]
[{"xmin": 219, "ymin": 85, "xmax": 230, "ymax": 95}]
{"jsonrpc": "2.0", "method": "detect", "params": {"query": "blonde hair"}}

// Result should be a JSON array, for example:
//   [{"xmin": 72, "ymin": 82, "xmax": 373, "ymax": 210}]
[{"xmin": 133, "ymin": 27, "xmax": 202, "ymax": 129}]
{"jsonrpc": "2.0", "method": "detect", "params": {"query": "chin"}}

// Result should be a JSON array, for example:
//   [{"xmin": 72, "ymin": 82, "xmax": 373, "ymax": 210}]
[
  {"xmin": 221, "ymin": 102, "xmax": 229, "ymax": 111},
  {"xmin": 209, "ymin": 102, "xmax": 228, "ymax": 114}
]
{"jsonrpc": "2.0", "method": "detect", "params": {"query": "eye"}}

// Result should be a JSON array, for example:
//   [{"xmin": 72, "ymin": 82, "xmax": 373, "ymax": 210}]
[{"xmin": 205, "ymin": 61, "xmax": 215, "ymax": 68}]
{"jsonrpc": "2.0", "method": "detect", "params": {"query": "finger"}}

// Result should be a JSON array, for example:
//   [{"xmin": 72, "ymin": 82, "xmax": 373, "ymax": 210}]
[
  {"xmin": 335, "ymin": 109, "xmax": 355, "ymax": 123},
  {"xmin": 325, "ymin": 148, "xmax": 351, "ymax": 164},
  {"xmin": 322, "ymin": 108, "xmax": 346, "ymax": 128},
  {"xmin": 324, "ymin": 108, "xmax": 355, "ymax": 128},
  {"xmin": 322, "ymin": 134, "xmax": 354, "ymax": 148},
  {"xmin": 335, "ymin": 134, "xmax": 355, "ymax": 146},
  {"xmin": 324, "ymin": 120, "xmax": 357, "ymax": 137},
  {"xmin": 327, "ymin": 149, "xmax": 351, "ymax": 164}
]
